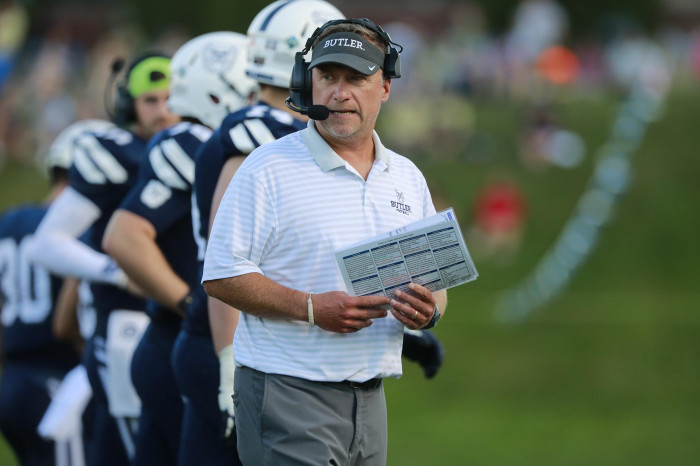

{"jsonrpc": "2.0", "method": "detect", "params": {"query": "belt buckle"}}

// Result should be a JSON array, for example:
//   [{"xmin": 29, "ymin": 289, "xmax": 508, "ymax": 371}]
[{"xmin": 348, "ymin": 378, "xmax": 380, "ymax": 390}]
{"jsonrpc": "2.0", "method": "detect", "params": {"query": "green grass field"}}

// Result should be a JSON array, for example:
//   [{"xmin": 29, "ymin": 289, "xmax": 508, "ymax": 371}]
[
  {"xmin": 1, "ymin": 84, "xmax": 698, "ymax": 465},
  {"xmin": 382, "ymin": 85, "xmax": 700, "ymax": 465}
]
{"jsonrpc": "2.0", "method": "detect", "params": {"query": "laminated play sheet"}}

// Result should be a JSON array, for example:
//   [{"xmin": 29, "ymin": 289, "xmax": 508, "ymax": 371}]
[{"xmin": 335, "ymin": 208, "xmax": 478, "ymax": 297}]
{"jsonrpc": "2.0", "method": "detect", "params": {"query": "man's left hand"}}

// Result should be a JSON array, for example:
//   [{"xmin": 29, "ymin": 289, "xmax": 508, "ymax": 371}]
[{"xmin": 389, "ymin": 283, "xmax": 435, "ymax": 330}]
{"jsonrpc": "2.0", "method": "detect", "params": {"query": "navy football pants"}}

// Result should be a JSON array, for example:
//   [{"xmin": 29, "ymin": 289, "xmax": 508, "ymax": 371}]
[
  {"xmin": 130, "ymin": 323, "xmax": 183, "ymax": 466},
  {"xmin": 171, "ymin": 330, "xmax": 242, "ymax": 466}
]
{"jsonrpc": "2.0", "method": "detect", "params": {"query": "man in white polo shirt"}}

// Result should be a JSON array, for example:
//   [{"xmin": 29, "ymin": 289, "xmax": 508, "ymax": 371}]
[{"xmin": 203, "ymin": 18, "xmax": 447, "ymax": 466}]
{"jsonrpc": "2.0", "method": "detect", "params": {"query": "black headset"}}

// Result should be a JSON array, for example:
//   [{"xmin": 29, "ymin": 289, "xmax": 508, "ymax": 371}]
[
  {"xmin": 287, "ymin": 18, "xmax": 402, "ymax": 118},
  {"xmin": 105, "ymin": 52, "xmax": 169, "ymax": 126}
]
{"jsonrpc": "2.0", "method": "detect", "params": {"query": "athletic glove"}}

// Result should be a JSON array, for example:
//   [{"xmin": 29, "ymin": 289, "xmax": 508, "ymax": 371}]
[
  {"xmin": 402, "ymin": 329, "xmax": 444, "ymax": 379},
  {"xmin": 218, "ymin": 343, "xmax": 236, "ymax": 445}
]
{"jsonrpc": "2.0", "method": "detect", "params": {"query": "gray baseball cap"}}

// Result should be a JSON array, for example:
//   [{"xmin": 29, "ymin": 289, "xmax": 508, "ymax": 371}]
[{"xmin": 308, "ymin": 32, "xmax": 385, "ymax": 75}]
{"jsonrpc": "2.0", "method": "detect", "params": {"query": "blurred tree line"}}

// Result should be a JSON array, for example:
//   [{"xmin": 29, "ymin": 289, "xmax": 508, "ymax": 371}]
[
  {"xmin": 122, "ymin": 0, "xmax": 268, "ymax": 37},
  {"xmin": 19, "ymin": 0, "xmax": 664, "ymax": 43},
  {"xmin": 482, "ymin": 0, "xmax": 662, "ymax": 36},
  {"xmin": 123, "ymin": 0, "xmax": 663, "ymax": 39}
]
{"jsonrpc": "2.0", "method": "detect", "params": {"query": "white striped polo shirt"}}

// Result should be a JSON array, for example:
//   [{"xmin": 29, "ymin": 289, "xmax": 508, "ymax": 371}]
[{"xmin": 203, "ymin": 120, "xmax": 436, "ymax": 382}]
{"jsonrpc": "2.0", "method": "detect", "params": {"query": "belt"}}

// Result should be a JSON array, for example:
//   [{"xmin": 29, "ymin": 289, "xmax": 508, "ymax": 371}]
[{"xmin": 319, "ymin": 378, "xmax": 382, "ymax": 390}]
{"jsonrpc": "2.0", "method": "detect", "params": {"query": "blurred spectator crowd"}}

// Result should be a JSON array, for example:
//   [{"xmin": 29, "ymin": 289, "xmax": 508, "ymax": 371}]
[
  {"xmin": 1, "ymin": 0, "xmax": 699, "ymax": 170},
  {"xmin": 0, "ymin": 0, "xmax": 188, "ymax": 169}
]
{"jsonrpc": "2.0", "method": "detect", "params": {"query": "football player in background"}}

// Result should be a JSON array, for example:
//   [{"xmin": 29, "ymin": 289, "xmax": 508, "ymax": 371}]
[
  {"xmin": 102, "ymin": 32, "xmax": 257, "ymax": 466},
  {"xmin": 0, "ymin": 120, "xmax": 111, "ymax": 466},
  {"xmin": 190, "ymin": 0, "xmax": 345, "ymax": 455},
  {"xmin": 27, "ymin": 53, "xmax": 178, "ymax": 466}
]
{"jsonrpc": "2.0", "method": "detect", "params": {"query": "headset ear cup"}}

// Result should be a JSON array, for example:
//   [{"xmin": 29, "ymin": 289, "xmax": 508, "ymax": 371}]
[
  {"xmin": 289, "ymin": 52, "xmax": 311, "ymax": 112},
  {"xmin": 385, "ymin": 47, "xmax": 401, "ymax": 79},
  {"xmin": 302, "ymin": 63, "xmax": 313, "ymax": 109},
  {"xmin": 114, "ymin": 84, "xmax": 136, "ymax": 124},
  {"xmin": 125, "ymin": 93, "xmax": 136, "ymax": 122}
]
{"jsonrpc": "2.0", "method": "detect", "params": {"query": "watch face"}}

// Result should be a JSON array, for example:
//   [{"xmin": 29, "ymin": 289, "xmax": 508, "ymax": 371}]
[{"xmin": 425, "ymin": 306, "xmax": 440, "ymax": 329}]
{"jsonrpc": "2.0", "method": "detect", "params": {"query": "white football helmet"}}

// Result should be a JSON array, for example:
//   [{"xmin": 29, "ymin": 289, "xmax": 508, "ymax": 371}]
[
  {"xmin": 45, "ymin": 119, "xmax": 115, "ymax": 172},
  {"xmin": 168, "ymin": 32, "xmax": 259, "ymax": 129},
  {"xmin": 246, "ymin": 0, "xmax": 345, "ymax": 88}
]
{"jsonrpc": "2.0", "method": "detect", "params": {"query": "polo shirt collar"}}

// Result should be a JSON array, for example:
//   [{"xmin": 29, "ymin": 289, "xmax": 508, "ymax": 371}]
[{"xmin": 301, "ymin": 120, "xmax": 392, "ymax": 172}]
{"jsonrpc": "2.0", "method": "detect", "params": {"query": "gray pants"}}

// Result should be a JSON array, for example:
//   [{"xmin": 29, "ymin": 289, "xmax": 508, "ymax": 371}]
[{"xmin": 234, "ymin": 366, "xmax": 387, "ymax": 466}]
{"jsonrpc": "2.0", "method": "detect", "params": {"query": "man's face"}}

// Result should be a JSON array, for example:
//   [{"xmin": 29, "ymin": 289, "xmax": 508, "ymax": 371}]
[
  {"xmin": 134, "ymin": 89, "xmax": 179, "ymax": 139},
  {"xmin": 311, "ymin": 64, "xmax": 390, "ymax": 145}
]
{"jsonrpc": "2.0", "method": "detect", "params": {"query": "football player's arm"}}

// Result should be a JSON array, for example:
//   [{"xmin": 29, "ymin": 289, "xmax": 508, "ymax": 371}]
[
  {"xmin": 207, "ymin": 155, "xmax": 247, "ymax": 442},
  {"xmin": 209, "ymin": 156, "xmax": 246, "ymax": 238},
  {"xmin": 53, "ymin": 278, "xmax": 83, "ymax": 353},
  {"xmin": 208, "ymin": 155, "xmax": 246, "ymax": 354},
  {"xmin": 103, "ymin": 209, "xmax": 188, "ymax": 315},
  {"xmin": 27, "ymin": 187, "xmax": 130, "ymax": 287}
]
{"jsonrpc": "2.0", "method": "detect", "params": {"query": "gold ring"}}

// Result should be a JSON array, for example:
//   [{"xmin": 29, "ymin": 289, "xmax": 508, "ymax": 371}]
[{"xmin": 412, "ymin": 310, "xmax": 419, "ymax": 320}]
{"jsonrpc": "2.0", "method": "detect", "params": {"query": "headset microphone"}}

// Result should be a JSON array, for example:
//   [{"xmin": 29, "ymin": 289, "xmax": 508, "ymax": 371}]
[
  {"xmin": 307, "ymin": 105, "xmax": 330, "ymax": 121},
  {"xmin": 285, "ymin": 97, "xmax": 330, "ymax": 121}
]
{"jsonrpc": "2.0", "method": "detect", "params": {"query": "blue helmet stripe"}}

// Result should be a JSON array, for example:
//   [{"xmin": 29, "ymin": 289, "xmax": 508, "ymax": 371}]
[{"xmin": 260, "ymin": 0, "xmax": 294, "ymax": 31}]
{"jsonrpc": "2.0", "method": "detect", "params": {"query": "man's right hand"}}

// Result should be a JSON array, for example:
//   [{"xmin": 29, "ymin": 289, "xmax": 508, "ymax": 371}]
[{"xmin": 311, "ymin": 291, "xmax": 390, "ymax": 333}]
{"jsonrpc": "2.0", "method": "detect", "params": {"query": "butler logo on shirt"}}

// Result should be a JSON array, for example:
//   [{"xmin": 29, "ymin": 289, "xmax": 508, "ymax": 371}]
[
  {"xmin": 324, "ymin": 38, "xmax": 365, "ymax": 50},
  {"xmin": 391, "ymin": 190, "xmax": 411, "ymax": 215}
]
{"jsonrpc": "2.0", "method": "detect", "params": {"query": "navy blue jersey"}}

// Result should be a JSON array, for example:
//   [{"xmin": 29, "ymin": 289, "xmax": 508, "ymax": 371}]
[
  {"xmin": 187, "ymin": 102, "xmax": 306, "ymax": 335},
  {"xmin": 68, "ymin": 126, "xmax": 148, "ymax": 334},
  {"xmin": 119, "ymin": 122, "xmax": 211, "ymax": 326},
  {"xmin": 0, "ymin": 204, "xmax": 79, "ymax": 368}
]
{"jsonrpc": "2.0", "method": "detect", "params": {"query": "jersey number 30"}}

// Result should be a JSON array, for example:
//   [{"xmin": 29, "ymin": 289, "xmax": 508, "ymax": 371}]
[{"xmin": 0, "ymin": 237, "xmax": 52, "ymax": 326}]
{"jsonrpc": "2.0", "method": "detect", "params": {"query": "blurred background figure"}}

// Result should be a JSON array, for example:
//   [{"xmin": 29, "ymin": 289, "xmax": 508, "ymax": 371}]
[
  {"xmin": 0, "ymin": 121, "xmax": 111, "ymax": 466},
  {"xmin": 604, "ymin": 22, "xmax": 673, "ymax": 93},
  {"xmin": 535, "ymin": 45, "xmax": 580, "ymax": 86},
  {"xmin": 103, "ymin": 31, "xmax": 258, "ymax": 466},
  {"xmin": 0, "ymin": 1, "xmax": 28, "ymax": 91},
  {"xmin": 468, "ymin": 178, "xmax": 527, "ymax": 263},
  {"xmin": 519, "ymin": 103, "xmax": 586, "ymax": 170},
  {"xmin": 504, "ymin": 0, "xmax": 570, "ymax": 96},
  {"xmin": 0, "ymin": 1, "xmax": 28, "ymax": 165},
  {"xmin": 26, "ymin": 53, "xmax": 177, "ymax": 466}
]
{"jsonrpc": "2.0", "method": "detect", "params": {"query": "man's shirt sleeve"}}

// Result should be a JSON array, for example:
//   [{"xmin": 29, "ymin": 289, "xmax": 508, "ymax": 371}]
[{"xmin": 420, "ymin": 173, "xmax": 437, "ymax": 218}]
